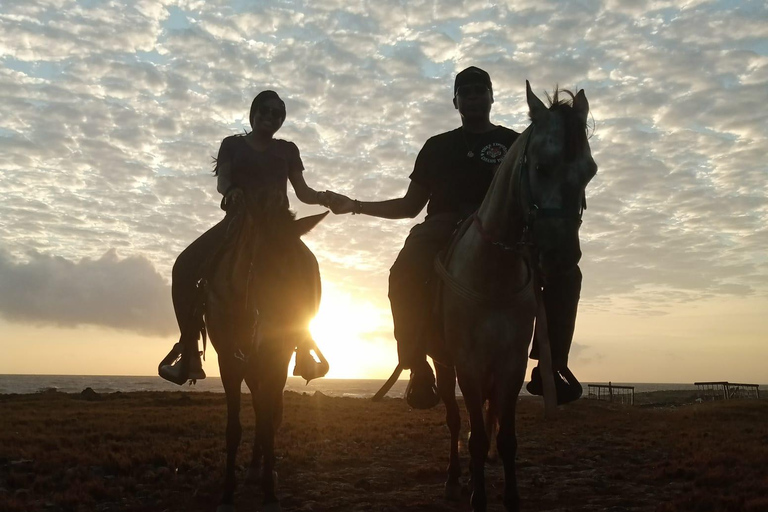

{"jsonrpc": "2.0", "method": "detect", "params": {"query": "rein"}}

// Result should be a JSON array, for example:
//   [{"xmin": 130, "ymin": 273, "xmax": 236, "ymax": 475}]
[{"xmin": 434, "ymin": 251, "xmax": 533, "ymax": 307}]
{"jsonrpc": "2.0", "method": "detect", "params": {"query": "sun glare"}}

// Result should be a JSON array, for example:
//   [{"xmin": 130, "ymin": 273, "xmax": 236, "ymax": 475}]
[{"xmin": 309, "ymin": 284, "xmax": 394, "ymax": 379}]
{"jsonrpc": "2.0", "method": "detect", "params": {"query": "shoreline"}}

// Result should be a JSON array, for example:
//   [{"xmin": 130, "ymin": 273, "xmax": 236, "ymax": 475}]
[
  {"xmin": 3, "ymin": 373, "xmax": 764, "ymax": 398},
  {"xmin": 2, "ymin": 386, "xmax": 765, "ymax": 408}
]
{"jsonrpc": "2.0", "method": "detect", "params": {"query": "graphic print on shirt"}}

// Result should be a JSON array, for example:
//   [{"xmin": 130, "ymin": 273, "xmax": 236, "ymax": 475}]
[{"xmin": 479, "ymin": 142, "xmax": 508, "ymax": 164}]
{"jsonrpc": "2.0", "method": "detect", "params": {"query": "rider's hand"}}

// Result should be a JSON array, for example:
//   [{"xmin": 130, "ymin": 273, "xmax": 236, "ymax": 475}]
[{"xmin": 324, "ymin": 191, "xmax": 355, "ymax": 215}]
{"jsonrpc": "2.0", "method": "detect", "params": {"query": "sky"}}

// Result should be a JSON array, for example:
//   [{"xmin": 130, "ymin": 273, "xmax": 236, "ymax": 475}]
[{"xmin": 0, "ymin": 0, "xmax": 767, "ymax": 384}]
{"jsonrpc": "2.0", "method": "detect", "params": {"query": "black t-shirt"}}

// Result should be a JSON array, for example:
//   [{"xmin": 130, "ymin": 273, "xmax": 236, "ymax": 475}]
[
  {"xmin": 217, "ymin": 135, "xmax": 304, "ymax": 196},
  {"xmin": 410, "ymin": 126, "xmax": 519, "ymax": 218}
]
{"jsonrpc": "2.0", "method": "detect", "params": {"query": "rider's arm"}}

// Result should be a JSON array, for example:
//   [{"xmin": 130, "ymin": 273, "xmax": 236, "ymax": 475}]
[
  {"xmin": 354, "ymin": 180, "xmax": 430, "ymax": 219},
  {"xmin": 351, "ymin": 137, "xmax": 433, "ymax": 219},
  {"xmin": 287, "ymin": 142, "xmax": 329, "ymax": 206},
  {"xmin": 289, "ymin": 170, "xmax": 328, "ymax": 206}
]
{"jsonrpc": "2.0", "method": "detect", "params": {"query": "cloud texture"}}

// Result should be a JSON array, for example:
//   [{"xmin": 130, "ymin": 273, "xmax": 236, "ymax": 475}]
[{"xmin": 0, "ymin": 0, "xmax": 766, "ymax": 335}]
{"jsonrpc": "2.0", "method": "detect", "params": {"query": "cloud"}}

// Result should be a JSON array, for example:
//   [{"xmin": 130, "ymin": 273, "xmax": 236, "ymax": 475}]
[
  {"xmin": 0, "ymin": 0, "xmax": 766, "ymax": 329},
  {"xmin": 0, "ymin": 248, "xmax": 176, "ymax": 336}
]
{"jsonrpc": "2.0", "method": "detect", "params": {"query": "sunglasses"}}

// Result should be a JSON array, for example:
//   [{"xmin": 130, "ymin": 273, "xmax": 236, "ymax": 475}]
[
  {"xmin": 455, "ymin": 84, "xmax": 490, "ymax": 98},
  {"xmin": 258, "ymin": 105, "xmax": 286, "ymax": 118}
]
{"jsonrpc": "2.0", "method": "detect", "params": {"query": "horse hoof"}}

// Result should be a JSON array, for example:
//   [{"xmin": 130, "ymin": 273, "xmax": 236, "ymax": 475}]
[
  {"xmin": 216, "ymin": 505, "xmax": 235, "ymax": 512},
  {"xmin": 262, "ymin": 502, "xmax": 282, "ymax": 512},
  {"xmin": 444, "ymin": 481, "xmax": 462, "ymax": 501}
]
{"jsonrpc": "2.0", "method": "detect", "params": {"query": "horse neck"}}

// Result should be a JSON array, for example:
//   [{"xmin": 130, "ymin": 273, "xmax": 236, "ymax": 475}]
[
  {"xmin": 475, "ymin": 127, "xmax": 530, "ymax": 244},
  {"xmin": 444, "ymin": 128, "xmax": 531, "ymax": 298},
  {"xmin": 218, "ymin": 215, "xmax": 260, "ymax": 292}
]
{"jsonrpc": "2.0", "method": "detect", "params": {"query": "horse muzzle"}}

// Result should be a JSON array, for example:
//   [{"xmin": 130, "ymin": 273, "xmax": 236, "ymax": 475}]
[{"xmin": 532, "ymin": 217, "xmax": 582, "ymax": 277}]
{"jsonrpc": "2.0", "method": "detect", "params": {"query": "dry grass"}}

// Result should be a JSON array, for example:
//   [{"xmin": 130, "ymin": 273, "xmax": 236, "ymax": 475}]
[{"xmin": 0, "ymin": 389, "xmax": 766, "ymax": 511}]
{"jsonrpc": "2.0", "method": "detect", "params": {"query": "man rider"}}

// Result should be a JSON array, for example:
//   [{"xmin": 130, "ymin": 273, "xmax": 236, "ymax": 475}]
[{"xmin": 327, "ymin": 67, "xmax": 583, "ymax": 408}]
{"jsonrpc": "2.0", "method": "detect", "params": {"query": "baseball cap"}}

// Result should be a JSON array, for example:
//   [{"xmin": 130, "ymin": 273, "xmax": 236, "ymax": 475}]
[{"xmin": 454, "ymin": 66, "xmax": 492, "ymax": 96}]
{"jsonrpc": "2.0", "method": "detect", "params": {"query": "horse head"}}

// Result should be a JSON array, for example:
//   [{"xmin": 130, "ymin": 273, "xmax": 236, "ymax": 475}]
[
  {"xmin": 236, "ymin": 187, "xmax": 328, "ymax": 242},
  {"xmin": 217, "ymin": 187, "xmax": 327, "ymax": 302},
  {"xmin": 524, "ymin": 81, "xmax": 597, "ymax": 277}
]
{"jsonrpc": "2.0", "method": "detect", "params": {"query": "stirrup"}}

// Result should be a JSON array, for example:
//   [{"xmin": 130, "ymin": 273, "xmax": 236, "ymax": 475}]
[
  {"xmin": 159, "ymin": 346, "xmax": 206, "ymax": 386},
  {"xmin": 525, "ymin": 366, "xmax": 543, "ymax": 396},
  {"xmin": 158, "ymin": 342, "xmax": 183, "ymax": 371},
  {"xmin": 405, "ymin": 370, "xmax": 440, "ymax": 410},
  {"xmin": 189, "ymin": 351, "xmax": 207, "ymax": 382},
  {"xmin": 293, "ymin": 342, "xmax": 329, "ymax": 384},
  {"xmin": 526, "ymin": 366, "xmax": 582, "ymax": 405},
  {"xmin": 556, "ymin": 367, "xmax": 582, "ymax": 404},
  {"xmin": 159, "ymin": 358, "xmax": 190, "ymax": 385}
]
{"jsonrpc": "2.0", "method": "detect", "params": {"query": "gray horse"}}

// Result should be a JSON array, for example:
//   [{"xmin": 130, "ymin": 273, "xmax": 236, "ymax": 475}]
[{"xmin": 434, "ymin": 82, "xmax": 597, "ymax": 512}]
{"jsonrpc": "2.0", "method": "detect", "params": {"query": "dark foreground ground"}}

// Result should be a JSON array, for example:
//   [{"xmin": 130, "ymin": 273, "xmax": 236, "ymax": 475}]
[{"xmin": 1, "ymin": 389, "xmax": 766, "ymax": 512}]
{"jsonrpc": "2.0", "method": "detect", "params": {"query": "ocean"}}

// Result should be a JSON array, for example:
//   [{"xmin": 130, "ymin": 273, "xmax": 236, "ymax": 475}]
[{"xmin": 0, "ymin": 374, "xmax": 733, "ymax": 398}]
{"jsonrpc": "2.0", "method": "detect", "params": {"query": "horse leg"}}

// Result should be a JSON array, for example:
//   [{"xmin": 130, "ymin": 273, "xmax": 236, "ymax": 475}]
[
  {"xmin": 485, "ymin": 401, "xmax": 499, "ymax": 464},
  {"xmin": 495, "ymin": 369, "xmax": 526, "ymax": 512},
  {"xmin": 244, "ymin": 376, "xmax": 262, "ymax": 485},
  {"xmin": 459, "ymin": 376, "xmax": 489, "ymax": 512},
  {"xmin": 436, "ymin": 363, "xmax": 462, "ymax": 501},
  {"xmin": 496, "ymin": 410, "xmax": 520, "ymax": 512},
  {"xmin": 256, "ymin": 349, "xmax": 289, "ymax": 511},
  {"xmin": 218, "ymin": 363, "xmax": 244, "ymax": 512}
]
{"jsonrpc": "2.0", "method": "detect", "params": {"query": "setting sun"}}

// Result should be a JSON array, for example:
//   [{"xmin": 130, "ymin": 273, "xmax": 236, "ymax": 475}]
[{"xmin": 308, "ymin": 284, "xmax": 397, "ymax": 379}]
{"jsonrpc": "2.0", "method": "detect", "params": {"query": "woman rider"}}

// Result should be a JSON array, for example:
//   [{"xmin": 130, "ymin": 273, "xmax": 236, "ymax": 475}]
[{"xmin": 159, "ymin": 90, "xmax": 330, "ymax": 385}]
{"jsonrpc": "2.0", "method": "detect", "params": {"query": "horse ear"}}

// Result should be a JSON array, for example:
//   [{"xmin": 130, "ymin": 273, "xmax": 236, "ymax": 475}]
[
  {"xmin": 293, "ymin": 211, "xmax": 329, "ymax": 237},
  {"xmin": 526, "ymin": 80, "xmax": 547, "ymax": 122},
  {"xmin": 573, "ymin": 89, "xmax": 589, "ymax": 124}
]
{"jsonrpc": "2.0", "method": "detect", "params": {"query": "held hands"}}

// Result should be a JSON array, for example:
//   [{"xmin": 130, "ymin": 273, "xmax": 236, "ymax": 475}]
[{"xmin": 321, "ymin": 190, "xmax": 357, "ymax": 215}]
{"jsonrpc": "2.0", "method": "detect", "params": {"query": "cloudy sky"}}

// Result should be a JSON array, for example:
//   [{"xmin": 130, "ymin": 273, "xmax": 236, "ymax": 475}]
[{"xmin": 1, "ymin": 0, "xmax": 766, "ymax": 384}]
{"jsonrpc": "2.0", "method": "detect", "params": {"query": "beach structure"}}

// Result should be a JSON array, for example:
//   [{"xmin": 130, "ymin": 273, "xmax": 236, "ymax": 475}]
[
  {"xmin": 695, "ymin": 381, "xmax": 760, "ymax": 400},
  {"xmin": 587, "ymin": 382, "xmax": 634, "ymax": 405}
]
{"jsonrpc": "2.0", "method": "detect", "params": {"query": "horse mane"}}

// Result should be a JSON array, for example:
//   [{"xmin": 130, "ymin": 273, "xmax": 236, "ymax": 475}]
[{"xmin": 240, "ymin": 188, "xmax": 297, "ymax": 233}]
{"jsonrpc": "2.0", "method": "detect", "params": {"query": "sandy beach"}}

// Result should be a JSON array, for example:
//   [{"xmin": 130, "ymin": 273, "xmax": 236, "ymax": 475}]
[{"xmin": 1, "ymin": 389, "xmax": 766, "ymax": 512}]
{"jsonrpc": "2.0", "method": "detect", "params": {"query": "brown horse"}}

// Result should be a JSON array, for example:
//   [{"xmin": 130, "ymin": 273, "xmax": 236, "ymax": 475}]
[
  {"xmin": 433, "ymin": 82, "xmax": 596, "ymax": 512},
  {"xmin": 204, "ymin": 188, "xmax": 328, "ymax": 512}
]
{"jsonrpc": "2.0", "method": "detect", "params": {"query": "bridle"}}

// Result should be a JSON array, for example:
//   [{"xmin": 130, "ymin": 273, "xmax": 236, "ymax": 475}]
[{"xmin": 472, "ymin": 125, "xmax": 586, "ymax": 252}]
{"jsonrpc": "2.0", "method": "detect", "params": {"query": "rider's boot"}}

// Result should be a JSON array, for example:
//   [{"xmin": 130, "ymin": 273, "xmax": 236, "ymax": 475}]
[
  {"xmin": 159, "ymin": 341, "xmax": 206, "ymax": 385},
  {"xmin": 526, "ymin": 366, "xmax": 581, "ymax": 404},
  {"xmin": 556, "ymin": 367, "xmax": 582, "ymax": 403},
  {"xmin": 405, "ymin": 359, "xmax": 440, "ymax": 409}
]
